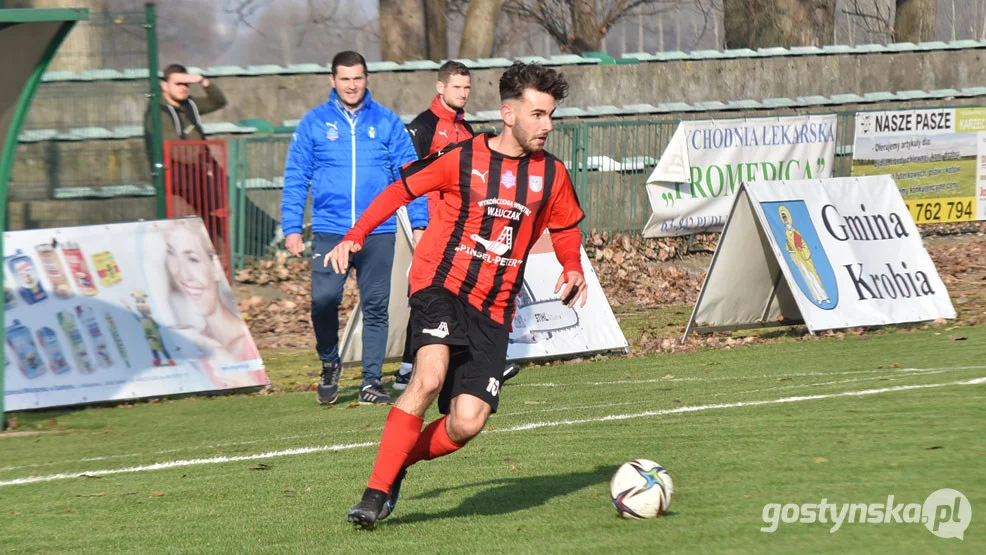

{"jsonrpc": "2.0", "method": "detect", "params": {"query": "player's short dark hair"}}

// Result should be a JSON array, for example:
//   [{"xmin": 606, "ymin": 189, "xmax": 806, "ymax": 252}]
[
  {"xmin": 161, "ymin": 63, "xmax": 187, "ymax": 82},
  {"xmin": 331, "ymin": 51, "xmax": 367, "ymax": 75},
  {"xmin": 438, "ymin": 61, "xmax": 470, "ymax": 83},
  {"xmin": 499, "ymin": 61, "xmax": 568, "ymax": 103}
]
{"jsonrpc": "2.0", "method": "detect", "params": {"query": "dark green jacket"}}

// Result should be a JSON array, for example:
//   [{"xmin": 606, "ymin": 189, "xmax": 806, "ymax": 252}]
[{"xmin": 144, "ymin": 83, "xmax": 227, "ymax": 165}]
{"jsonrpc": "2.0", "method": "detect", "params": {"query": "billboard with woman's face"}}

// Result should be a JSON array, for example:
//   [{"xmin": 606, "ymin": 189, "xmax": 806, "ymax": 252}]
[{"xmin": 3, "ymin": 218, "xmax": 267, "ymax": 411}]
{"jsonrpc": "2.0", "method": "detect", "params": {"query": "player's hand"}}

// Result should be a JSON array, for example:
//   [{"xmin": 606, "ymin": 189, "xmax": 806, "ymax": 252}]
[
  {"xmin": 325, "ymin": 240, "xmax": 362, "ymax": 273},
  {"xmin": 285, "ymin": 233, "xmax": 304, "ymax": 257},
  {"xmin": 412, "ymin": 228, "xmax": 425, "ymax": 247},
  {"xmin": 554, "ymin": 270, "xmax": 587, "ymax": 308}
]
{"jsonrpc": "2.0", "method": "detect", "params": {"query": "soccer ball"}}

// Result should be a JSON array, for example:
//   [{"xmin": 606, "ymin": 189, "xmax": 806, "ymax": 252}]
[{"xmin": 610, "ymin": 459, "xmax": 674, "ymax": 519}]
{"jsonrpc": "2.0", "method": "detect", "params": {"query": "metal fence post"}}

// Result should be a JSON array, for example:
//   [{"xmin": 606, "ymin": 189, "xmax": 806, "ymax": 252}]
[
  {"xmin": 227, "ymin": 138, "xmax": 245, "ymax": 271},
  {"xmin": 144, "ymin": 3, "xmax": 165, "ymax": 219},
  {"xmin": 576, "ymin": 121, "xmax": 588, "ymax": 231},
  {"xmin": 237, "ymin": 140, "xmax": 248, "ymax": 270}
]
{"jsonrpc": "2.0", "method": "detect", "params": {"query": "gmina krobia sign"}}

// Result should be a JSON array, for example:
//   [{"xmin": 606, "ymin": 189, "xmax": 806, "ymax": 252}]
[{"xmin": 685, "ymin": 175, "xmax": 955, "ymax": 337}]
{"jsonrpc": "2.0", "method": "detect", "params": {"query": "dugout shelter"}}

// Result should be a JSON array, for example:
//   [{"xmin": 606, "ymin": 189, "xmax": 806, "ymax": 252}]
[{"xmin": 1, "ymin": 6, "xmax": 88, "ymax": 428}]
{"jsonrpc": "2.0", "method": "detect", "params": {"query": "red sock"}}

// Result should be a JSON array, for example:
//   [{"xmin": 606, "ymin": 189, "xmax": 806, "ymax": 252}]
[
  {"xmin": 405, "ymin": 416, "xmax": 463, "ymax": 467},
  {"xmin": 367, "ymin": 407, "xmax": 424, "ymax": 493}
]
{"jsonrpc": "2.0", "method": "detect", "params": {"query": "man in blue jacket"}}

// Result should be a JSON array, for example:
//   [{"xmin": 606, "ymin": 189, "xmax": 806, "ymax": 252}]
[{"xmin": 282, "ymin": 51, "xmax": 427, "ymax": 406}]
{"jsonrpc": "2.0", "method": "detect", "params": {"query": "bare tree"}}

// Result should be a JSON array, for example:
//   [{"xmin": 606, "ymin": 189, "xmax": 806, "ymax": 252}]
[
  {"xmin": 717, "ymin": 0, "xmax": 836, "ymax": 49},
  {"xmin": 425, "ymin": 0, "xmax": 449, "ymax": 60},
  {"xmin": 894, "ymin": 0, "xmax": 936, "ymax": 42},
  {"xmin": 841, "ymin": 0, "xmax": 893, "ymax": 43},
  {"xmin": 842, "ymin": 0, "xmax": 937, "ymax": 43},
  {"xmin": 207, "ymin": 0, "xmax": 379, "ymax": 66},
  {"xmin": 502, "ymin": 0, "xmax": 680, "ymax": 54},
  {"xmin": 380, "ymin": 0, "xmax": 427, "ymax": 61},
  {"xmin": 457, "ymin": 0, "xmax": 504, "ymax": 59},
  {"xmin": 450, "ymin": 0, "xmax": 555, "ymax": 58}
]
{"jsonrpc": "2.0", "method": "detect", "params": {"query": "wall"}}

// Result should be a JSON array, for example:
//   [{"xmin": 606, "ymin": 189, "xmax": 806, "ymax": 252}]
[{"xmin": 23, "ymin": 47, "xmax": 986, "ymax": 128}]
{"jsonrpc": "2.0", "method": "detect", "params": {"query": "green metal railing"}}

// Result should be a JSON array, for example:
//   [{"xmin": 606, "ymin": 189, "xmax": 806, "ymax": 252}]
[
  {"xmin": 577, "ymin": 120, "xmax": 678, "ymax": 233},
  {"xmin": 228, "ymin": 135, "xmax": 294, "ymax": 269}
]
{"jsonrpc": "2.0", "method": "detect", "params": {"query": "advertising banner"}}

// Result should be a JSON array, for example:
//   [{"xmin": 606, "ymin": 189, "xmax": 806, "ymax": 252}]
[
  {"xmin": 685, "ymin": 176, "xmax": 955, "ymax": 336},
  {"xmin": 852, "ymin": 107, "xmax": 986, "ymax": 223},
  {"xmin": 506, "ymin": 231, "xmax": 628, "ymax": 361},
  {"xmin": 4, "ymin": 218, "xmax": 268, "ymax": 411},
  {"xmin": 644, "ymin": 115, "xmax": 837, "ymax": 237}
]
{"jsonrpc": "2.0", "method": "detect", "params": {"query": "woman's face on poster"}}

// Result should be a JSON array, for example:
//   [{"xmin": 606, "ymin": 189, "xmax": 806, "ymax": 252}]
[{"xmin": 165, "ymin": 227, "xmax": 219, "ymax": 316}]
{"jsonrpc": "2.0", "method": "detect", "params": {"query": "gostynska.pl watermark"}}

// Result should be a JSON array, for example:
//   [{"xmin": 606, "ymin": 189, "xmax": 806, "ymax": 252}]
[{"xmin": 760, "ymin": 488, "xmax": 971, "ymax": 539}]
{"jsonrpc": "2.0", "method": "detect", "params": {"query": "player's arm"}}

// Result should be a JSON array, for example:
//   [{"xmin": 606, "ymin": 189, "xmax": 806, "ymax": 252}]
[
  {"xmin": 326, "ymin": 148, "xmax": 455, "ymax": 273},
  {"xmin": 546, "ymin": 164, "xmax": 587, "ymax": 307},
  {"xmin": 550, "ymin": 227, "xmax": 587, "ymax": 308}
]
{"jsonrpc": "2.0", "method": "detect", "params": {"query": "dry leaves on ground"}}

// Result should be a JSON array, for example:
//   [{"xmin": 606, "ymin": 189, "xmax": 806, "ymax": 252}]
[{"xmin": 235, "ymin": 225, "xmax": 986, "ymax": 356}]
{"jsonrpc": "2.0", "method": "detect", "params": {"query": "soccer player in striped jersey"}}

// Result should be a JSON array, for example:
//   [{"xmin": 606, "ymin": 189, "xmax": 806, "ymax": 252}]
[
  {"xmin": 394, "ymin": 60, "xmax": 521, "ymax": 391},
  {"xmin": 326, "ymin": 62, "xmax": 587, "ymax": 528}
]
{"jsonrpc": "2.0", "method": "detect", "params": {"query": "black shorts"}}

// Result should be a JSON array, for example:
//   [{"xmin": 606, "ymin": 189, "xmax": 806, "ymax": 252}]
[{"xmin": 407, "ymin": 286, "xmax": 509, "ymax": 414}]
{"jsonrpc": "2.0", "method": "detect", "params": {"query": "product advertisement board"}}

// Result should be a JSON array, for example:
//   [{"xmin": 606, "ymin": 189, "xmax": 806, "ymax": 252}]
[{"xmin": 4, "ymin": 218, "xmax": 268, "ymax": 411}]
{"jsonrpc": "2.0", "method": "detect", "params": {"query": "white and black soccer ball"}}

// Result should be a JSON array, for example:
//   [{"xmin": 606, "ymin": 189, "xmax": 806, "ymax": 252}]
[{"xmin": 610, "ymin": 459, "xmax": 674, "ymax": 519}]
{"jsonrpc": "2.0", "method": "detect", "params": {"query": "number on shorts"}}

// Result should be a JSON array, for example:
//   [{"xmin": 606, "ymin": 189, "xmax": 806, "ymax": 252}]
[{"xmin": 486, "ymin": 377, "xmax": 500, "ymax": 397}]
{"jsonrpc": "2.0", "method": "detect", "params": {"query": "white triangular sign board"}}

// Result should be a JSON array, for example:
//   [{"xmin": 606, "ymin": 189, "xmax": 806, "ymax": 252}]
[
  {"xmin": 684, "ymin": 186, "xmax": 804, "ymax": 336},
  {"xmin": 686, "ymin": 175, "xmax": 956, "ymax": 337},
  {"xmin": 341, "ymin": 208, "xmax": 414, "ymax": 367}
]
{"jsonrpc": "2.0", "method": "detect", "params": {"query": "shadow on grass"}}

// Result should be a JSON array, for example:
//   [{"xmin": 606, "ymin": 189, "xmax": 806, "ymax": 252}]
[{"xmin": 388, "ymin": 464, "xmax": 618, "ymax": 525}]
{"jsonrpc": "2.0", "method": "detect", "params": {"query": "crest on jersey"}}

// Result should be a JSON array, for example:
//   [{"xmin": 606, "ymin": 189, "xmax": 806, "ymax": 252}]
[
  {"xmin": 529, "ymin": 175, "xmax": 543, "ymax": 192},
  {"xmin": 368, "ymin": 126, "xmax": 377, "ymax": 139},
  {"xmin": 326, "ymin": 122, "xmax": 339, "ymax": 141},
  {"xmin": 502, "ymin": 170, "xmax": 517, "ymax": 189}
]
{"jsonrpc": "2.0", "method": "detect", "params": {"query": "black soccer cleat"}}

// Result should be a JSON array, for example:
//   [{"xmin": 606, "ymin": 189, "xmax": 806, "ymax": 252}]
[
  {"xmin": 316, "ymin": 361, "xmax": 342, "ymax": 405},
  {"xmin": 379, "ymin": 467, "xmax": 407, "ymax": 520},
  {"xmin": 347, "ymin": 488, "xmax": 390, "ymax": 529},
  {"xmin": 502, "ymin": 363, "xmax": 521, "ymax": 383}
]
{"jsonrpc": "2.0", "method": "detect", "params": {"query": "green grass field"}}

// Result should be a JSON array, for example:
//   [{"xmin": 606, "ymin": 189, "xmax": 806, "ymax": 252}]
[{"xmin": 2, "ymin": 325, "xmax": 984, "ymax": 553}]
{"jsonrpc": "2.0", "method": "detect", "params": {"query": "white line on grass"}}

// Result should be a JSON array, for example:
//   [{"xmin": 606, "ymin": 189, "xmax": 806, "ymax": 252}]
[
  {"xmin": 0, "ymin": 432, "xmax": 328, "ymax": 473},
  {"xmin": 502, "ymin": 369, "xmax": 954, "ymax": 417},
  {"xmin": 3, "ymin": 366, "xmax": 977, "ymax": 475},
  {"xmin": 0, "ymin": 442, "xmax": 377, "ymax": 487},
  {"xmin": 511, "ymin": 365, "xmax": 986, "ymax": 388},
  {"xmin": 2, "ymin": 376, "xmax": 983, "ymax": 488},
  {"xmin": 496, "ymin": 377, "xmax": 986, "ymax": 432},
  {"xmin": 710, "ymin": 369, "xmax": 950, "ymax": 398}
]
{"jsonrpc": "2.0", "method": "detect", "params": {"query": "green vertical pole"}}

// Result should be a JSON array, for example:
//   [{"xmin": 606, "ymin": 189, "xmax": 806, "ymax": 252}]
[
  {"xmin": 145, "ymin": 3, "xmax": 166, "ymax": 219},
  {"xmin": 228, "ymin": 138, "xmax": 245, "ymax": 270},
  {"xmin": 227, "ymin": 138, "xmax": 237, "ymax": 269},
  {"xmin": 0, "ymin": 12, "xmax": 86, "ymax": 430},
  {"xmin": 236, "ymin": 141, "xmax": 247, "ymax": 269}
]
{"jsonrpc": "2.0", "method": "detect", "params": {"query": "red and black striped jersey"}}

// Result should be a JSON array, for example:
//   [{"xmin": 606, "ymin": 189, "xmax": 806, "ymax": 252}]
[
  {"xmin": 345, "ymin": 133, "xmax": 585, "ymax": 325},
  {"xmin": 406, "ymin": 96, "xmax": 474, "ymax": 158}
]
